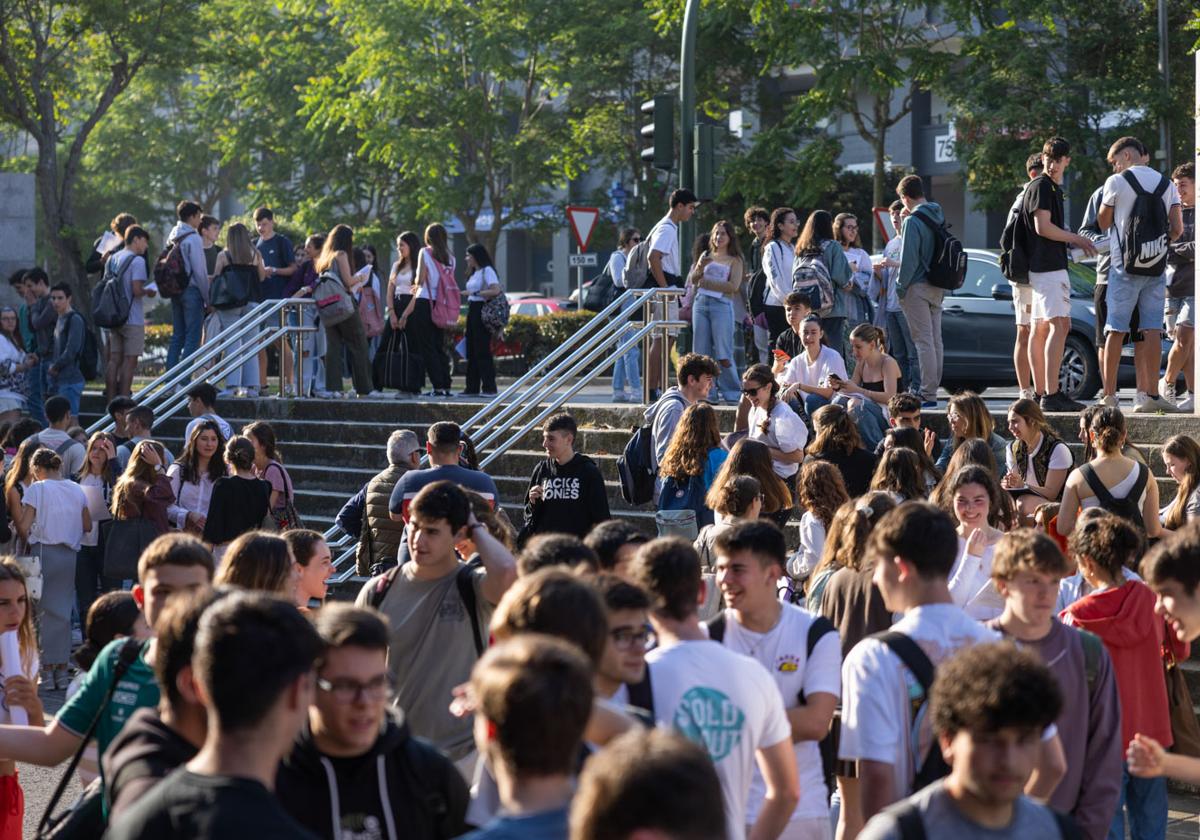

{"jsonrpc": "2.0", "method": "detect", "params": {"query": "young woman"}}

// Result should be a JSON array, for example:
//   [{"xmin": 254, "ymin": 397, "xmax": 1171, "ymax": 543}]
[
  {"xmin": 3, "ymin": 438, "xmax": 37, "ymax": 541},
  {"xmin": 689, "ymin": 220, "xmax": 745, "ymax": 403},
  {"xmin": 793, "ymin": 210, "xmax": 853, "ymax": 353},
  {"xmin": 359, "ymin": 244, "xmax": 385, "ymax": 358},
  {"xmin": 0, "ymin": 307, "xmax": 34, "ymax": 422},
  {"xmin": 706, "ymin": 439, "xmax": 792, "ymax": 530},
  {"xmin": 777, "ymin": 315, "xmax": 847, "ymax": 418},
  {"xmin": 1058, "ymin": 407, "xmax": 1161, "ymax": 538},
  {"xmin": 737, "ymin": 364, "xmax": 807, "ymax": 489},
  {"xmin": 203, "ymin": 436, "xmax": 273, "ymax": 560},
  {"xmin": 609, "ymin": 227, "xmax": 642, "ymax": 403},
  {"xmin": 17, "ymin": 449, "xmax": 89, "ymax": 688},
  {"xmin": 281, "ymin": 232, "xmax": 325, "ymax": 398},
  {"xmin": 869, "ymin": 446, "xmax": 927, "ymax": 502},
  {"xmin": 935, "ymin": 391, "xmax": 1008, "ymax": 473},
  {"xmin": 214, "ymin": 530, "xmax": 299, "ymax": 596},
  {"xmin": 805, "ymin": 403, "xmax": 877, "ymax": 497},
  {"xmin": 945, "ymin": 465, "xmax": 1007, "ymax": 620},
  {"xmin": 398, "ymin": 222, "xmax": 456, "ymax": 396},
  {"xmin": 243, "ymin": 421, "xmax": 297, "ymax": 530},
  {"xmin": 285, "ymin": 529, "xmax": 333, "ymax": 612},
  {"xmin": 657, "ymin": 403, "xmax": 728, "ymax": 527},
  {"xmin": 209, "ymin": 222, "xmax": 266, "ymax": 395},
  {"xmin": 694, "ymin": 474, "xmax": 762, "ymax": 574},
  {"xmin": 167, "ymin": 420, "xmax": 226, "ymax": 536},
  {"xmin": 1077, "ymin": 404, "xmax": 1144, "ymax": 464},
  {"xmin": 1161, "ymin": 434, "xmax": 1200, "ymax": 530},
  {"xmin": 314, "ymin": 224, "xmax": 374, "ymax": 398},
  {"xmin": 931, "ymin": 436, "xmax": 1016, "ymax": 530},
  {"xmin": 1001, "ymin": 397, "xmax": 1072, "ymax": 523},
  {"xmin": 111, "ymin": 440, "xmax": 174, "ymax": 536},
  {"xmin": 762, "ymin": 207, "xmax": 799, "ymax": 345},
  {"xmin": 0, "ymin": 560, "xmax": 43, "ymax": 838},
  {"xmin": 832, "ymin": 323, "xmax": 901, "ymax": 451},
  {"xmin": 463, "ymin": 243, "xmax": 503, "ymax": 396},
  {"xmin": 881, "ymin": 426, "xmax": 943, "ymax": 492},
  {"xmin": 75, "ymin": 431, "xmax": 118, "ymax": 620},
  {"xmin": 790, "ymin": 459, "xmax": 849, "ymax": 585},
  {"xmin": 834, "ymin": 213, "xmax": 874, "ymax": 328},
  {"xmin": 376, "ymin": 230, "xmax": 424, "ymax": 396}
]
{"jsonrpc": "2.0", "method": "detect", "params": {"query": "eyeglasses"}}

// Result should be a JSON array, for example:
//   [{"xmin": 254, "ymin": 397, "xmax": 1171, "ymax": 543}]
[
  {"xmin": 317, "ymin": 674, "xmax": 394, "ymax": 704},
  {"xmin": 610, "ymin": 626, "xmax": 654, "ymax": 651},
  {"xmin": 741, "ymin": 384, "xmax": 765, "ymax": 395}
]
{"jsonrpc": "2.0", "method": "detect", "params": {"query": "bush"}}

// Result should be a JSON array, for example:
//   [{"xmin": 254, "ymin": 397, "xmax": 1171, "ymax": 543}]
[{"xmin": 506, "ymin": 311, "xmax": 597, "ymax": 365}]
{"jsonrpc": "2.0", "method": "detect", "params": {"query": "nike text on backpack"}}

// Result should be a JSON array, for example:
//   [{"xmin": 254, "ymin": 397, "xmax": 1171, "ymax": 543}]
[
  {"xmin": 908, "ymin": 211, "xmax": 967, "ymax": 291},
  {"xmin": 92, "ymin": 254, "xmax": 136, "ymax": 328},
  {"xmin": 792, "ymin": 251, "xmax": 836, "ymax": 316},
  {"xmin": 427, "ymin": 247, "xmax": 463, "ymax": 329},
  {"xmin": 368, "ymin": 558, "xmax": 485, "ymax": 656},
  {"xmin": 1116, "ymin": 170, "xmax": 1172, "ymax": 277},
  {"xmin": 152, "ymin": 230, "xmax": 197, "ymax": 299},
  {"xmin": 1078, "ymin": 462, "xmax": 1149, "ymax": 530},
  {"xmin": 617, "ymin": 392, "xmax": 687, "ymax": 505}
]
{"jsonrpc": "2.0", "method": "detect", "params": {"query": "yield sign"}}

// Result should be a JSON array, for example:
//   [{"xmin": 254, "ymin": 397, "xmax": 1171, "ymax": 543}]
[{"xmin": 566, "ymin": 206, "xmax": 600, "ymax": 251}]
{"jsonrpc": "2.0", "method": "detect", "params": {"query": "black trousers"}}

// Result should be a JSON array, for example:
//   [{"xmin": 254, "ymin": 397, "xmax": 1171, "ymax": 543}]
[
  {"xmin": 765, "ymin": 305, "xmax": 789, "ymax": 347},
  {"xmin": 409, "ymin": 297, "xmax": 451, "ymax": 390},
  {"xmin": 465, "ymin": 300, "xmax": 496, "ymax": 394}
]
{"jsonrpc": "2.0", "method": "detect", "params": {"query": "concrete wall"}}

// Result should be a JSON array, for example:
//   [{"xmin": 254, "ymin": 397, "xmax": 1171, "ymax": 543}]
[{"xmin": 0, "ymin": 173, "xmax": 35, "ymax": 308}]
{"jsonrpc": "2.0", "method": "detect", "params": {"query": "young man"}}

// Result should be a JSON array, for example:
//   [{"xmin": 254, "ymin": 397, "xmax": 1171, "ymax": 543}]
[
  {"xmin": 107, "ymin": 593, "xmax": 324, "ymax": 840},
  {"xmin": 584, "ymin": 519, "xmax": 650, "ymax": 577},
  {"xmin": 629, "ymin": 537, "xmax": 799, "ymax": 840},
  {"xmin": 988, "ymin": 529, "xmax": 1122, "ymax": 840},
  {"xmin": 253, "ymin": 207, "xmax": 297, "ymax": 387},
  {"xmin": 1024, "ymin": 138, "xmax": 1095, "ymax": 412},
  {"xmin": 116, "ymin": 405, "xmax": 173, "ymax": 471},
  {"xmin": 33, "ymin": 394, "xmax": 86, "ymax": 477},
  {"xmin": 105, "ymin": 224, "xmax": 155, "ymax": 399},
  {"xmin": 389, "ymin": 421, "xmax": 501, "ymax": 523},
  {"xmin": 569, "ymin": 728, "xmax": 726, "ymax": 840},
  {"xmin": 1007, "ymin": 154, "xmax": 1045, "ymax": 401},
  {"xmin": 588, "ymin": 572, "xmax": 651, "ymax": 702},
  {"xmin": 107, "ymin": 395, "xmax": 138, "ymax": 447},
  {"xmin": 1162, "ymin": 161, "xmax": 1195, "ymax": 410},
  {"xmin": 517, "ymin": 533, "xmax": 600, "ymax": 576},
  {"xmin": 746, "ymin": 205, "xmax": 772, "ymax": 366},
  {"xmin": 183, "ymin": 382, "xmax": 233, "ymax": 443},
  {"xmin": 859, "ymin": 643, "xmax": 1070, "ymax": 840},
  {"xmin": 357, "ymin": 480, "xmax": 516, "ymax": 772},
  {"xmin": 644, "ymin": 352, "xmax": 719, "ymax": 487},
  {"xmin": 778, "ymin": 315, "xmax": 847, "ymax": 418},
  {"xmin": 646, "ymin": 188, "xmax": 699, "ymax": 397},
  {"xmin": 462, "ymin": 635, "xmax": 594, "ymax": 839},
  {"xmin": 199, "ymin": 214, "xmax": 222, "ymax": 276},
  {"xmin": 712, "ymin": 521, "xmax": 842, "ymax": 840},
  {"xmin": 880, "ymin": 393, "xmax": 941, "ymax": 461},
  {"xmin": 894, "ymin": 175, "xmax": 945, "ymax": 408},
  {"xmin": 46, "ymin": 281, "xmax": 86, "ymax": 419},
  {"xmin": 165, "ymin": 199, "xmax": 212, "ymax": 370},
  {"xmin": 0, "ymin": 534, "xmax": 213, "ymax": 795},
  {"xmin": 875, "ymin": 200, "xmax": 919, "ymax": 393},
  {"xmin": 769, "ymin": 291, "xmax": 814, "ymax": 361},
  {"xmin": 277, "ymin": 604, "xmax": 469, "ymax": 839},
  {"xmin": 1096, "ymin": 136, "xmax": 1185, "ymax": 412},
  {"xmin": 519, "ymin": 413, "xmax": 611, "ymax": 545},
  {"xmin": 25, "ymin": 266, "xmax": 54, "ymax": 424}
]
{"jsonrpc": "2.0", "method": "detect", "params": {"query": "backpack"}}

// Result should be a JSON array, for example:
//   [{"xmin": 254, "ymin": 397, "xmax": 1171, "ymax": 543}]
[
  {"xmin": 92, "ymin": 254, "xmax": 135, "ymax": 328},
  {"xmin": 368, "ymin": 557, "xmax": 485, "ymax": 656},
  {"xmin": 908, "ymin": 210, "xmax": 967, "ymax": 291},
  {"xmin": 887, "ymin": 798, "xmax": 1080, "ymax": 840},
  {"xmin": 658, "ymin": 473, "xmax": 713, "ymax": 528},
  {"xmin": 871, "ymin": 631, "xmax": 952, "ymax": 792},
  {"xmin": 617, "ymin": 392, "xmax": 687, "ymax": 505},
  {"xmin": 1116, "ymin": 170, "xmax": 1172, "ymax": 277},
  {"xmin": 152, "ymin": 230, "xmax": 197, "ymax": 299},
  {"xmin": 426, "ymin": 248, "xmax": 462, "ymax": 329},
  {"xmin": 622, "ymin": 236, "xmax": 654, "ymax": 290},
  {"xmin": 358, "ymin": 283, "xmax": 385, "ymax": 338},
  {"xmin": 708, "ymin": 613, "xmax": 836, "ymax": 705},
  {"xmin": 999, "ymin": 194, "xmax": 1032, "ymax": 285},
  {"xmin": 792, "ymin": 249, "xmax": 836, "ymax": 316},
  {"xmin": 1079, "ymin": 462, "xmax": 1149, "ymax": 530},
  {"xmin": 583, "ymin": 259, "xmax": 619, "ymax": 312},
  {"xmin": 68, "ymin": 311, "xmax": 100, "ymax": 381},
  {"xmin": 748, "ymin": 246, "xmax": 768, "ymax": 316},
  {"xmin": 209, "ymin": 260, "xmax": 258, "ymax": 310}
]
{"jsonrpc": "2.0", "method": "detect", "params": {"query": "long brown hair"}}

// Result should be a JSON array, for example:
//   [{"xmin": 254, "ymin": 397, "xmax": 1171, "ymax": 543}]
[
  {"xmin": 179, "ymin": 421, "xmax": 228, "ymax": 485},
  {"xmin": 4, "ymin": 437, "xmax": 39, "ymax": 502},
  {"xmin": 1008, "ymin": 397, "xmax": 1052, "ymax": 440},
  {"xmin": 945, "ymin": 465, "xmax": 1009, "ymax": 530},
  {"xmin": 111, "ymin": 440, "xmax": 164, "ymax": 518},
  {"xmin": 709, "ymin": 220, "xmax": 744, "ymax": 261},
  {"xmin": 658, "ymin": 403, "xmax": 722, "ymax": 482},
  {"xmin": 0, "ymin": 559, "xmax": 37, "ymax": 675},
  {"xmin": 742, "ymin": 364, "xmax": 780, "ymax": 434},
  {"xmin": 1163, "ymin": 435, "xmax": 1200, "ymax": 530},
  {"xmin": 834, "ymin": 212, "xmax": 862, "ymax": 249},
  {"xmin": 947, "ymin": 392, "xmax": 995, "ymax": 448},
  {"xmin": 807, "ymin": 403, "xmax": 862, "ymax": 456},
  {"xmin": 80, "ymin": 431, "xmax": 118, "ymax": 483},
  {"xmin": 797, "ymin": 460, "xmax": 849, "ymax": 528},
  {"xmin": 424, "ymin": 223, "xmax": 451, "ymax": 267},
  {"xmin": 706, "ymin": 439, "xmax": 791, "ymax": 515},
  {"xmin": 215, "ymin": 531, "xmax": 295, "ymax": 595},
  {"xmin": 315, "ymin": 224, "xmax": 353, "ymax": 273},
  {"xmin": 795, "ymin": 210, "xmax": 834, "ymax": 256},
  {"xmin": 812, "ymin": 492, "xmax": 898, "ymax": 577},
  {"xmin": 870, "ymin": 447, "xmax": 926, "ymax": 502}
]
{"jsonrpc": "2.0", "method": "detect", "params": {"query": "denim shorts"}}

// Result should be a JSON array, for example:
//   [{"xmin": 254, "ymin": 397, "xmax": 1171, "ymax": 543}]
[
  {"xmin": 1105, "ymin": 266, "xmax": 1164, "ymax": 335},
  {"xmin": 1168, "ymin": 296, "xmax": 1195, "ymax": 329}
]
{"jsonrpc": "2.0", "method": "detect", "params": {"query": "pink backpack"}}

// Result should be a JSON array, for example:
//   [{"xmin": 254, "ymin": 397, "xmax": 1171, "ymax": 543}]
[
  {"xmin": 426, "ymin": 247, "xmax": 462, "ymax": 329},
  {"xmin": 358, "ymin": 284, "xmax": 384, "ymax": 338}
]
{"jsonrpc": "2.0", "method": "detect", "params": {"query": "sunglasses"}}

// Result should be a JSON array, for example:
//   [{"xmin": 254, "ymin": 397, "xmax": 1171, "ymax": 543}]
[{"xmin": 741, "ymin": 384, "xmax": 766, "ymax": 395}]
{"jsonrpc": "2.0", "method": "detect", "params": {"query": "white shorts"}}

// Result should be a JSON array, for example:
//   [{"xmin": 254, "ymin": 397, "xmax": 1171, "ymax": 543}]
[
  {"xmin": 1029, "ymin": 269, "xmax": 1071, "ymax": 321},
  {"xmin": 1013, "ymin": 283, "xmax": 1034, "ymax": 327}
]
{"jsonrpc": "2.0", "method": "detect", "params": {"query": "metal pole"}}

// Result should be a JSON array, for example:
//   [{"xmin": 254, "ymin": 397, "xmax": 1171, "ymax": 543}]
[
  {"xmin": 1158, "ymin": 0, "xmax": 1171, "ymax": 171},
  {"xmin": 679, "ymin": 0, "xmax": 700, "ymax": 253},
  {"xmin": 576, "ymin": 246, "xmax": 584, "ymax": 316},
  {"xmin": 1192, "ymin": 47, "xmax": 1198, "ymax": 414},
  {"xmin": 642, "ymin": 294, "xmax": 652, "ymax": 405}
]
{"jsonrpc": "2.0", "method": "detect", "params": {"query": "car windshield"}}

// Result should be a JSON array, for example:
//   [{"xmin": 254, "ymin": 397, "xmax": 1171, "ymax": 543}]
[{"xmin": 1067, "ymin": 261, "xmax": 1096, "ymax": 296}]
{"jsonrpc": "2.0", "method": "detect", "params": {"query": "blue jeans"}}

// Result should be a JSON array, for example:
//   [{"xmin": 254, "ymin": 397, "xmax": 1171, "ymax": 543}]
[
  {"xmin": 836, "ymin": 393, "xmax": 888, "ymax": 451},
  {"xmin": 612, "ymin": 293, "xmax": 641, "ymax": 397},
  {"xmin": 214, "ymin": 305, "xmax": 260, "ymax": 389},
  {"xmin": 26, "ymin": 362, "xmax": 46, "ymax": 424},
  {"xmin": 692, "ymin": 295, "xmax": 740, "ymax": 401},
  {"xmin": 805, "ymin": 392, "xmax": 831, "ymax": 418},
  {"xmin": 50, "ymin": 378, "xmax": 83, "ymax": 417},
  {"xmin": 885, "ymin": 309, "xmax": 920, "ymax": 390},
  {"xmin": 1108, "ymin": 763, "xmax": 1166, "ymax": 840},
  {"xmin": 167, "ymin": 285, "xmax": 205, "ymax": 370}
]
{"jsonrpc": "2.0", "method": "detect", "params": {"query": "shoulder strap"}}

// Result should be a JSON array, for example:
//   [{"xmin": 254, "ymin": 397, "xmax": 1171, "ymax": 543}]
[
  {"xmin": 54, "ymin": 437, "xmax": 76, "ymax": 456},
  {"xmin": 1053, "ymin": 808, "xmax": 1082, "ymax": 840},
  {"xmin": 1078, "ymin": 464, "xmax": 1117, "ymax": 508},
  {"xmin": 891, "ymin": 799, "xmax": 928, "ymax": 840},
  {"xmin": 1129, "ymin": 461, "xmax": 1150, "ymax": 501},
  {"xmin": 908, "ymin": 210, "xmax": 940, "ymax": 235},
  {"xmin": 456, "ymin": 560, "xmax": 484, "ymax": 657},
  {"xmin": 265, "ymin": 461, "xmax": 294, "ymax": 503},
  {"xmin": 798, "ymin": 615, "xmax": 838, "ymax": 705},
  {"xmin": 625, "ymin": 667, "xmax": 654, "ymax": 717},
  {"xmin": 1122, "ymin": 169, "xmax": 1146, "ymax": 196},
  {"xmin": 707, "ymin": 614, "xmax": 726, "ymax": 643},
  {"xmin": 1078, "ymin": 628, "xmax": 1103, "ymax": 697},
  {"xmin": 368, "ymin": 565, "xmax": 402, "ymax": 609},
  {"xmin": 875, "ymin": 631, "xmax": 935, "ymax": 694}
]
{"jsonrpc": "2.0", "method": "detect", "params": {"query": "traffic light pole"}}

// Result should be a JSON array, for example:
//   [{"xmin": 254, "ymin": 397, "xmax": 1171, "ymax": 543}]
[{"xmin": 679, "ymin": 0, "xmax": 700, "ymax": 254}]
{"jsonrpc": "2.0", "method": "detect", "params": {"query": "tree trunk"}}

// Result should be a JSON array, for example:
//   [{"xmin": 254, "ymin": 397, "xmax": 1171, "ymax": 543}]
[
  {"xmin": 871, "ymin": 97, "xmax": 888, "ymax": 252},
  {"xmin": 34, "ymin": 145, "xmax": 93, "ymax": 318}
]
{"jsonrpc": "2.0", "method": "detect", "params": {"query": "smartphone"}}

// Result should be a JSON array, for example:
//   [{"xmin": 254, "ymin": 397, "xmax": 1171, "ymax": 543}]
[{"xmin": 772, "ymin": 349, "xmax": 790, "ymax": 362}]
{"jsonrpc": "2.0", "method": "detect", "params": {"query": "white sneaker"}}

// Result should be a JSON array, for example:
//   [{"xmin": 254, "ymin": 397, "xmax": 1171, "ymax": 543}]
[
  {"xmin": 1161, "ymin": 378, "xmax": 1177, "ymax": 403},
  {"xmin": 1180, "ymin": 393, "xmax": 1195, "ymax": 412},
  {"xmin": 1132, "ymin": 391, "xmax": 1149, "ymax": 412},
  {"xmin": 1096, "ymin": 393, "xmax": 1119, "ymax": 408},
  {"xmin": 1019, "ymin": 388, "xmax": 1036, "ymax": 401},
  {"xmin": 1145, "ymin": 394, "xmax": 1182, "ymax": 413}
]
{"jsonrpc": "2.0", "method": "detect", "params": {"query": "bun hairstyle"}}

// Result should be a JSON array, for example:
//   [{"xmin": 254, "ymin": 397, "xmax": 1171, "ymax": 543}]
[
  {"xmin": 712, "ymin": 475, "xmax": 762, "ymax": 518},
  {"xmin": 1068, "ymin": 511, "xmax": 1144, "ymax": 578},
  {"xmin": 812, "ymin": 491, "xmax": 898, "ymax": 578},
  {"xmin": 849, "ymin": 323, "xmax": 885, "ymax": 349},
  {"xmin": 225, "ymin": 435, "xmax": 257, "ymax": 471},
  {"xmin": 74, "ymin": 591, "xmax": 140, "ymax": 672},
  {"xmin": 30, "ymin": 447, "xmax": 63, "ymax": 475},
  {"xmin": 1089, "ymin": 407, "xmax": 1126, "ymax": 455}
]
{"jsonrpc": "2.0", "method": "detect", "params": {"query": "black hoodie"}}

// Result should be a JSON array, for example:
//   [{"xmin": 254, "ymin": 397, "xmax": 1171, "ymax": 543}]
[
  {"xmin": 518, "ymin": 452, "xmax": 611, "ymax": 545},
  {"xmin": 103, "ymin": 706, "xmax": 201, "ymax": 822},
  {"xmin": 275, "ymin": 709, "xmax": 469, "ymax": 840}
]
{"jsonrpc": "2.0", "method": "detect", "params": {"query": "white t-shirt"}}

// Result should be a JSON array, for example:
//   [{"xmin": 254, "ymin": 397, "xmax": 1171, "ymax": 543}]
[
  {"xmin": 948, "ymin": 540, "xmax": 1005, "ymax": 621},
  {"xmin": 718, "ymin": 605, "xmax": 842, "ymax": 823},
  {"xmin": 883, "ymin": 236, "xmax": 903, "ymax": 312},
  {"xmin": 392, "ymin": 266, "xmax": 414, "ymax": 298},
  {"xmin": 33, "ymin": 430, "xmax": 85, "ymax": 480},
  {"xmin": 1004, "ymin": 433, "xmax": 1072, "ymax": 487},
  {"xmin": 763, "ymin": 240, "xmax": 795, "ymax": 307},
  {"xmin": 791, "ymin": 511, "xmax": 825, "ymax": 581},
  {"xmin": 110, "ymin": 248, "xmax": 148, "ymax": 327},
  {"xmin": 838, "ymin": 603, "xmax": 999, "ymax": 801},
  {"xmin": 418, "ymin": 249, "xmax": 455, "ymax": 302},
  {"xmin": 608, "ymin": 249, "xmax": 628, "ymax": 288},
  {"xmin": 465, "ymin": 266, "xmax": 500, "ymax": 302},
  {"xmin": 748, "ymin": 401, "xmax": 808, "ymax": 479},
  {"xmin": 648, "ymin": 216, "xmax": 680, "ymax": 278},
  {"xmin": 1101, "ymin": 165, "xmax": 1180, "ymax": 271},
  {"xmin": 779, "ymin": 345, "xmax": 847, "ymax": 389},
  {"xmin": 184, "ymin": 413, "xmax": 233, "ymax": 445},
  {"xmin": 646, "ymin": 639, "xmax": 791, "ymax": 840},
  {"xmin": 23, "ymin": 479, "xmax": 88, "ymax": 550}
]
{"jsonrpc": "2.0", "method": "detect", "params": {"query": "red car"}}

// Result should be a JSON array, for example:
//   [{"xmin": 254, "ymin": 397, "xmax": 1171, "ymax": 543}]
[{"xmin": 451, "ymin": 297, "xmax": 569, "ymax": 370}]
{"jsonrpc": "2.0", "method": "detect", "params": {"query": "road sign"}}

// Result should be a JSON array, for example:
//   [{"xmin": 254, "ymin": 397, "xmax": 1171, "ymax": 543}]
[
  {"xmin": 566, "ymin": 206, "xmax": 600, "ymax": 251},
  {"xmin": 568, "ymin": 253, "xmax": 598, "ymax": 268}
]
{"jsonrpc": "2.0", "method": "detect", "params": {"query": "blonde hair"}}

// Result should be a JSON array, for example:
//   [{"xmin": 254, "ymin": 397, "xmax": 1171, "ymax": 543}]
[
  {"xmin": 224, "ymin": 222, "xmax": 257, "ymax": 265},
  {"xmin": 0, "ymin": 559, "xmax": 37, "ymax": 675}
]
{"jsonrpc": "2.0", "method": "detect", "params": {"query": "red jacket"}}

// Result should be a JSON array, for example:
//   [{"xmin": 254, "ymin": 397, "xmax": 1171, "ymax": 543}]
[{"xmin": 1063, "ymin": 580, "xmax": 1188, "ymax": 749}]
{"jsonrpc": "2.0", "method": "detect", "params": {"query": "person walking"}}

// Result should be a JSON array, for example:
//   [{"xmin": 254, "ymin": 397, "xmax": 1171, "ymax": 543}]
[
  {"xmin": 895, "ymin": 176, "xmax": 946, "ymax": 408},
  {"xmin": 688, "ymin": 220, "xmax": 745, "ymax": 403},
  {"xmin": 462, "ymin": 243, "xmax": 502, "ymax": 396},
  {"xmin": 209, "ymin": 222, "xmax": 265, "ymax": 396},
  {"xmin": 609, "ymin": 228, "xmax": 643, "ymax": 403},
  {"xmin": 314, "ymin": 224, "xmax": 374, "ymax": 398}
]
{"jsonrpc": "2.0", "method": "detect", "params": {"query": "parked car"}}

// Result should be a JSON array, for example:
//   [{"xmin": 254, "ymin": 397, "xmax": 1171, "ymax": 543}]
[
  {"xmin": 510, "ymin": 297, "xmax": 568, "ymax": 317},
  {"xmin": 450, "ymin": 296, "xmax": 568, "ymax": 373}
]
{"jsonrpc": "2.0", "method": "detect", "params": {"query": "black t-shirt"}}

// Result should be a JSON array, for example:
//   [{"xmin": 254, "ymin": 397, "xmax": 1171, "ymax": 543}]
[
  {"xmin": 770, "ymin": 328, "xmax": 803, "ymax": 360},
  {"xmin": 1023, "ymin": 175, "xmax": 1068, "ymax": 273},
  {"xmin": 202, "ymin": 475, "xmax": 272, "ymax": 544},
  {"xmin": 810, "ymin": 447, "xmax": 878, "ymax": 497},
  {"xmin": 106, "ymin": 769, "xmax": 320, "ymax": 840}
]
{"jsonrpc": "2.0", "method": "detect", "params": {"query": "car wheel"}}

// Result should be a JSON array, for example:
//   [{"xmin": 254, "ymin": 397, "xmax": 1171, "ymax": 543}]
[{"xmin": 1059, "ymin": 333, "xmax": 1100, "ymax": 401}]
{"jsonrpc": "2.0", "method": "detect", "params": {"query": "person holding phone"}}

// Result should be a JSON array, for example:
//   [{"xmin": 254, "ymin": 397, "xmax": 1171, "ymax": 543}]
[{"xmin": 777, "ymin": 316, "xmax": 848, "ymax": 418}]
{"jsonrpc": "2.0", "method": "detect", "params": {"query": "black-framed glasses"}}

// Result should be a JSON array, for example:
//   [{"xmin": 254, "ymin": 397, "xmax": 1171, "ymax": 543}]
[
  {"xmin": 742, "ymin": 384, "xmax": 765, "ymax": 395},
  {"xmin": 317, "ymin": 674, "xmax": 394, "ymax": 704},
  {"xmin": 610, "ymin": 626, "xmax": 654, "ymax": 651}
]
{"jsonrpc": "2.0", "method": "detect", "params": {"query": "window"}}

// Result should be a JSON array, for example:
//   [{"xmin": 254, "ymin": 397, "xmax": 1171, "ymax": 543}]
[{"xmin": 957, "ymin": 257, "xmax": 1005, "ymax": 298}]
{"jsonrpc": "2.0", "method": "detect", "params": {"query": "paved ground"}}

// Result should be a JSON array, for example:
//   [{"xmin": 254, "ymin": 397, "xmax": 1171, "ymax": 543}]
[{"xmin": 21, "ymin": 683, "xmax": 81, "ymax": 838}]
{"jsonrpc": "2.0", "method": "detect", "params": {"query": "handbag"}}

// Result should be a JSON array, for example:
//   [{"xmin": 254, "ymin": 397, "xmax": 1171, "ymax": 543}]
[
  {"xmin": 481, "ymin": 292, "xmax": 510, "ymax": 337},
  {"xmin": 1165, "ymin": 644, "xmax": 1200, "ymax": 757},
  {"xmin": 373, "ymin": 329, "xmax": 423, "ymax": 393},
  {"xmin": 101, "ymin": 518, "xmax": 159, "ymax": 581},
  {"xmin": 266, "ymin": 463, "xmax": 304, "ymax": 532},
  {"xmin": 313, "ymin": 269, "xmax": 355, "ymax": 327},
  {"xmin": 209, "ymin": 262, "xmax": 256, "ymax": 310},
  {"xmin": 12, "ymin": 544, "xmax": 42, "ymax": 601},
  {"xmin": 655, "ymin": 508, "xmax": 697, "ymax": 541}
]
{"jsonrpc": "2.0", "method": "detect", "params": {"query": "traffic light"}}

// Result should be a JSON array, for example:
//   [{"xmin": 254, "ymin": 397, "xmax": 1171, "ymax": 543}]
[
  {"xmin": 640, "ymin": 95, "xmax": 674, "ymax": 172},
  {"xmin": 694, "ymin": 123, "xmax": 716, "ymax": 200}
]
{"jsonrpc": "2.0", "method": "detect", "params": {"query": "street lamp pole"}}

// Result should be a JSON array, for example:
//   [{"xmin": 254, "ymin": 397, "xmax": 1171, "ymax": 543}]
[
  {"xmin": 679, "ymin": 0, "xmax": 700, "ymax": 252},
  {"xmin": 1157, "ymin": 0, "xmax": 1171, "ymax": 171}
]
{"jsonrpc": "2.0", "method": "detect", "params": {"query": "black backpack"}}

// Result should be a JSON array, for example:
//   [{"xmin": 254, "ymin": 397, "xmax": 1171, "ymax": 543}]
[
  {"xmin": 908, "ymin": 210, "xmax": 967, "ymax": 291},
  {"xmin": 617, "ymin": 392, "xmax": 686, "ymax": 505},
  {"xmin": 871, "ymin": 630, "xmax": 952, "ymax": 792},
  {"xmin": 368, "ymin": 557, "xmax": 485, "ymax": 656},
  {"xmin": 999, "ymin": 191, "xmax": 1032, "ymax": 285},
  {"xmin": 583, "ymin": 259, "xmax": 619, "ymax": 312},
  {"xmin": 153, "ymin": 230, "xmax": 196, "ymax": 299},
  {"xmin": 1079, "ymin": 462, "xmax": 1149, "ymax": 530},
  {"xmin": 68, "ymin": 311, "xmax": 100, "ymax": 382},
  {"xmin": 1117, "ymin": 170, "xmax": 1172, "ymax": 277}
]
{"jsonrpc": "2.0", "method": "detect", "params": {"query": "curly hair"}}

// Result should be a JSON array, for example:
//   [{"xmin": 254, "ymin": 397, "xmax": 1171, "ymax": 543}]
[
  {"xmin": 807, "ymin": 403, "xmax": 862, "ymax": 457},
  {"xmin": 931, "ymin": 642, "xmax": 1061, "ymax": 737},
  {"xmin": 870, "ymin": 447, "xmax": 926, "ymax": 502},
  {"xmin": 811, "ymin": 492, "xmax": 898, "ymax": 577},
  {"xmin": 797, "ymin": 460, "xmax": 849, "ymax": 528},
  {"xmin": 706, "ymin": 439, "xmax": 791, "ymax": 515},
  {"xmin": 1068, "ymin": 511, "xmax": 1144, "ymax": 579},
  {"xmin": 658, "ymin": 403, "xmax": 722, "ymax": 483}
]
